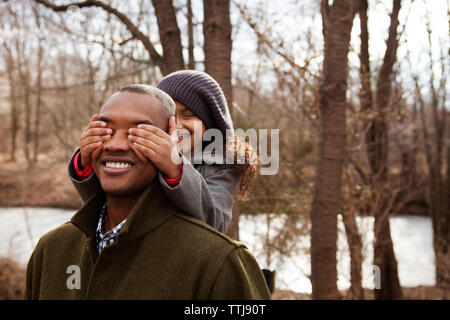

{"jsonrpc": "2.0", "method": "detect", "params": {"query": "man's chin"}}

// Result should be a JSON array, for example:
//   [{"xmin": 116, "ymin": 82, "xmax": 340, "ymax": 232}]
[
  {"xmin": 101, "ymin": 183, "xmax": 150, "ymax": 199},
  {"xmin": 100, "ymin": 183, "xmax": 141, "ymax": 199}
]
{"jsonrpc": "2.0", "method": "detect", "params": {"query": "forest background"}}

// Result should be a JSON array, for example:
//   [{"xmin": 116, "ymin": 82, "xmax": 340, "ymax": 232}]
[{"xmin": 0, "ymin": 0, "xmax": 448, "ymax": 300}]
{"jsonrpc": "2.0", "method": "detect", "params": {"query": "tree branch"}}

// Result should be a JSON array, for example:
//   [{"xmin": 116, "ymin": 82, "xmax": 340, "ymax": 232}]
[
  {"xmin": 233, "ymin": 0, "xmax": 317, "ymax": 79},
  {"xmin": 375, "ymin": 0, "xmax": 401, "ymax": 111},
  {"xmin": 33, "ymin": 0, "xmax": 164, "ymax": 69}
]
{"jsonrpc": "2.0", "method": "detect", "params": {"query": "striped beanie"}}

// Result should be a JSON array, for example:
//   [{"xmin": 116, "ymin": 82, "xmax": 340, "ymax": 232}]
[{"xmin": 157, "ymin": 70, "xmax": 234, "ymax": 139}]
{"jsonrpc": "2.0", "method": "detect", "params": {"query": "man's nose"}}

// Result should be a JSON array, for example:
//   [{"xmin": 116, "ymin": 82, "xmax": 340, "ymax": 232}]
[{"xmin": 103, "ymin": 130, "xmax": 131, "ymax": 152}]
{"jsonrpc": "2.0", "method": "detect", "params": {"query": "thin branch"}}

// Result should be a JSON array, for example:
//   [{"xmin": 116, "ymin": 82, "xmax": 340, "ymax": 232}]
[
  {"xmin": 232, "ymin": 0, "xmax": 318, "ymax": 80},
  {"xmin": 320, "ymin": 0, "xmax": 329, "ymax": 39},
  {"xmin": 33, "ymin": 0, "xmax": 163, "ymax": 68}
]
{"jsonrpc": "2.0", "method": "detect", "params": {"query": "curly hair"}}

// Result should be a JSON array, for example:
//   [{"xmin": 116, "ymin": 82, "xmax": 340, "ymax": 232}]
[{"xmin": 225, "ymin": 135, "xmax": 260, "ymax": 201}]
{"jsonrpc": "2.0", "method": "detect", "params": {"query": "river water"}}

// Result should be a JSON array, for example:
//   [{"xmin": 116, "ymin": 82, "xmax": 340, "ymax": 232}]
[{"xmin": 0, "ymin": 207, "xmax": 435, "ymax": 293}]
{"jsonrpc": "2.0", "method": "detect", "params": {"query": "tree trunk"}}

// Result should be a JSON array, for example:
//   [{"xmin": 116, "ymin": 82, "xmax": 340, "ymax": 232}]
[
  {"xmin": 32, "ymin": 46, "xmax": 43, "ymax": 163},
  {"xmin": 203, "ymin": 0, "xmax": 236, "ymax": 239},
  {"xmin": 10, "ymin": 88, "xmax": 19, "ymax": 162},
  {"xmin": 311, "ymin": 0, "xmax": 356, "ymax": 300},
  {"xmin": 203, "ymin": 0, "xmax": 233, "ymax": 111},
  {"xmin": 358, "ymin": 0, "xmax": 372, "ymax": 112},
  {"xmin": 187, "ymin": 0, "xmax": 195, "ymax": 69},
  {"xmin": 3, "ymin": 44, "xmax": 19, "ymax": 162},
  {"xmin": 430, "ymin": 168, "xmax": 450, "ymax": 292},
  {"xmin": 342, "ymin": 210, "xmax": 364, "ymax": 299},
  {"xmin": 428, "ymin": 11, "xmax": 450, "ymax": 292},
  {"xmin": 438, "ymin": 122, "xmax": 450, "ymax": 292},
  {"xmin": 367, "ymin": 0, "xmax": 403, "ymax": 300},
  {"xmin": 32, "ymin": 7, "xmax": 43, "ymax": 163},
  {"xmin": 400, "ymin": 98, "xmax": 418, "ymax": 187},
  {"xmin": 15, "ymin": 38, "xmax": 32, "ymax": 165},
  {"xmin": 373, "ymin": 204, "xmax": 403, "ymax": 299},
  {"xmin": 151, "ymin": 0, "xmax": 185, "ymax": 74},
  {"xmin": 23, "ymin": 82, "xmax": 32, "ymax": 165}
]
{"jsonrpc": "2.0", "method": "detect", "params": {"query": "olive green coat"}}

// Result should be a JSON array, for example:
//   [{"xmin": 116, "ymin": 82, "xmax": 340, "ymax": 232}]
[{"xmin": 25, "ymin": 181, "xmax": 270, "ymax": 300}]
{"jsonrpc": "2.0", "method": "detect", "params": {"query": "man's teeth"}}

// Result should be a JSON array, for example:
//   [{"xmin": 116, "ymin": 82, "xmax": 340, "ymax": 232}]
[{"xmin": 105, "ymin": 162, "xmax": 132, "ymax": 169}]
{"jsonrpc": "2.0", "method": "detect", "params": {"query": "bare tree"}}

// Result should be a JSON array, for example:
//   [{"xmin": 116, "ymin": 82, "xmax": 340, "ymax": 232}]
[
  {"xmin": 310, "ymin": 0, "xmax": 357, "ymax": 300},
  {"xmin": 412, "ymin": 10, "xmax": 449, "ymax": 292},
  {"xmin": 202, "ymin": 0, "xmax": 237, "ymax": 239},
  {"xmin": 151, "ymin": 0, "xmax": 185, "ymax": 73},
  {"xmin": 32, "ymin": 5, "xmax": 44, "ymax": 163},
  {"xmin": 341, "ymin": 163, "xmax": 365, "ymax": 299},
  {"xmin": 203, "ymin": 0, "xmax": 232, "ymax": 108},
  {"xmin": 361, "ymin": 0, "xmax": 403, "ymax": 300},
  {"xmin": 187, "ymin": 0, "xmax": 195, "ymax": 69},
  {"xmin": 3, "ymin": 43, "xmax": 19, "ymax": 162},
  {"xmin": 13, "ymin": 18, "xmax": 32, "ymax": 165},
  {"xmin": 33, "ymin": 0, "xmax": 184, "ymax": 75}
]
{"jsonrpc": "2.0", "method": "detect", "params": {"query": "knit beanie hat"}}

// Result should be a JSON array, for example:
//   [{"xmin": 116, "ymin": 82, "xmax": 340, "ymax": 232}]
[{"xmin": 157, "ymin": 70, "xmax": 234, "ymax": 139}]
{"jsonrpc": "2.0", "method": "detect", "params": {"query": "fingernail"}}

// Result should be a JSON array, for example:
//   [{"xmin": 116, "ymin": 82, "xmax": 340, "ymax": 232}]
[
  {"xmin": 104, "ymin": 135, "xmax": 111, "ymax": 139},
  {"xmin": 137, "ymin": 124, "xmax": 142, "ymax": 129},
  {"xmin": 128, "ymin": 128, "xmax": 133, "ymax": 133},
  {"xmin": 100, "ymin": 122, "xmax": 106, "ymax": 127},
  {"xmin": 105, "ymin": 129, "xmax": 112, "ymax": 134}
]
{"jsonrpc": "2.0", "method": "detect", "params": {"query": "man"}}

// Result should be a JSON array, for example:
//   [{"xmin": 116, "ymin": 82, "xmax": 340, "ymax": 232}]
[{"xmin": 25, "ymin": 85, "xmax": 270, "ymax": 300}]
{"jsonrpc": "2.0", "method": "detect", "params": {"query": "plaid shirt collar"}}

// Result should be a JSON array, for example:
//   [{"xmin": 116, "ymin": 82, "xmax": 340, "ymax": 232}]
[{"xmin": 95, "ymin": 203, "xmax": 127, "ymax": 255}]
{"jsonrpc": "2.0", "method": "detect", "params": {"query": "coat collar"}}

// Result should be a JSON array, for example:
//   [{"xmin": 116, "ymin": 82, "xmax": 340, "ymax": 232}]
[{"xmin": 71, "ymin": 180, "xmax": 177, "ymax": 241}]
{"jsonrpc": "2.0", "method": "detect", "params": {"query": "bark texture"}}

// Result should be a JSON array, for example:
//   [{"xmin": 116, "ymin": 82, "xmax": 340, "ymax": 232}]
[
  {"xmin": 203, "ymin": 0, "xmax": 236, "ymax": 240},
  {"xmin": 311, "ymin": 0, "xmax": 357, "ymax": 300},
  {"xmin": 151, "ymin": 0, "xmax": 185, "ymax": 74},
  {"xmin": 367, "ymin": 0, "xmax": 403, "ymax": 300},
  {"xmin": 203, "ymin": 0, "xmax": 233, "ymax": 110}
]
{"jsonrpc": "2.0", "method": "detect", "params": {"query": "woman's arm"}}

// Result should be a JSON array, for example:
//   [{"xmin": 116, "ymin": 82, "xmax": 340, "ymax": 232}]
[
  {"xmin": 159, "ymin": 156, "xmax": 241, "ymax": 233},
  {"xmin": 68, "ymin": 148, "xmax": 102, "ymax": 203},
  {"xmin": 69, "ymin": 147, "xmax": 241, "ymax": 233}
]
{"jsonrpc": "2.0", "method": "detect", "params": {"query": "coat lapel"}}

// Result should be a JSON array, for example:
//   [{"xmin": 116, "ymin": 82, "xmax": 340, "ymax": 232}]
[{"xmin": 70, "ymin": 180, "xmax": 177, "ymax": 241}]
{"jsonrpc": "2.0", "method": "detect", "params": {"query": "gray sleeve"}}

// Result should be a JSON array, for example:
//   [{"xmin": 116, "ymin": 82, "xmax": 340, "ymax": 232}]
[
  {"xmin": 68, "ymin": 148, "xmax": 102, "ymax": 203},
  {"xmin": 158, "ymin": 156, "xmax": 241, "ymax": 233}
]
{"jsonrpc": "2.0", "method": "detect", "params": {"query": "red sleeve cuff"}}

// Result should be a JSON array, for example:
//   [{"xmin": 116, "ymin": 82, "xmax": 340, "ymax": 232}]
[
  {"xmin": 74, "ymin": 151, "xmax": 93, "ymax": 180},
  {"xmin": 164, "ymin": 161, "xmax": 183, "ymax": 188}
]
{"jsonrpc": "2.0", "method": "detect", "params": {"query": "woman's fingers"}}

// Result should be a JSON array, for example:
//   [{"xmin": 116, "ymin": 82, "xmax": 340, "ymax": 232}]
[
  {"xmin": 132, "ymin": 140, "xmax": 158, "ymax": 159},
  {"xmin": 129, "ymin": 135, "xmax": 160, "ymax": 151},
  {"xmin": 81, "ymin": 133, "xmax": 111, "ymax": 146},
  {"xmin": 128, "ymin": 127, "xmax": 166, "ymax": 146},
  {"xmin": 90, "ymin": 142, "xmax": 104, "ymax": 160},
  {"xmin": 84, "ymin": 118, "xmax": 107, "ymax": 132},
  {"xmin": 82, "ymin": 141, "xmax": 103, "ymax": 153},
  {"xmin": 135, "ymin": 124, "xmax": 168, "ymax": 139},
  {"xmin": 85, "ymin": 121, "xmax": 107, "ymax": 131},
  {"xmin": 81, "ymin": 127, "xmax": 112, "ymax": 140},
  {"xmin": 79, "ymin": 114, "xmax": 108, "ymax": 168},
  {"xmin": 80, "ymin": 140, "xmax": 103, "ymax": 168}
]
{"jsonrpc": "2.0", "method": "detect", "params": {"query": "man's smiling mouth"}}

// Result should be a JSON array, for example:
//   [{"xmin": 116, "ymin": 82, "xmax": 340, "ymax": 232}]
[
  {"xmin": 101, "ymin": 161, "xmax": 135, "ymax": 174},
  {"xmin": 105, "ymin": 161, "xmax": 132, "ymax": 169},
  {"xmin": 100, "ymin": 157, "xmax": 137, "ymax": 175}
]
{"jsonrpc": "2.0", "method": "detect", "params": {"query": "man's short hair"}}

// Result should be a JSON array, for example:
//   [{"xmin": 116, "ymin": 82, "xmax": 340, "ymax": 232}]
[{"xmin": 119, "ymin": 84, "xmax": 176, "ymax": 117}]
